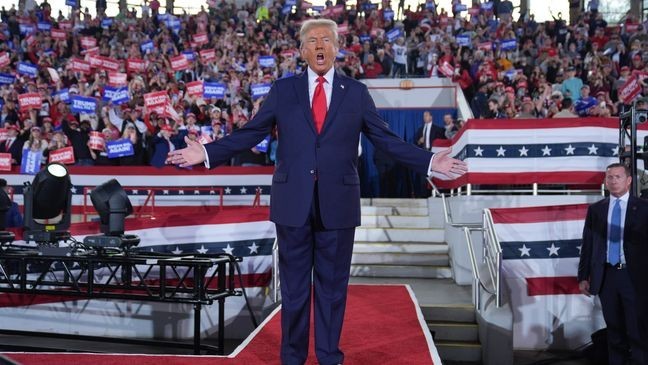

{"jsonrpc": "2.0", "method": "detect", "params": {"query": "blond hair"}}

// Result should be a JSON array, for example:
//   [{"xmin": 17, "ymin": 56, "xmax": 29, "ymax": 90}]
[{"xmin": 299, "ymin": 19, "xmax": 339, "ymax": 50}]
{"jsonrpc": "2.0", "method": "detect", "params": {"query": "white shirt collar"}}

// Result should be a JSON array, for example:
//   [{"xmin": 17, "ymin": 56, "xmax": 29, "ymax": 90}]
[
  {"xmin": 612, "ymin": 191, "xmax": 630, "ymax": 204},
  {"xmin": 307, "ymin": 67, "xmax": 335, "ymax": 86}
]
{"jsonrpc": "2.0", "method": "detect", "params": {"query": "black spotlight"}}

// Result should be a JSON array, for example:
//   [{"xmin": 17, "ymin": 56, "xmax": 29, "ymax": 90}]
[
  {"xmin": 83, "ymin": 179, "xmax": 139, "ymax": 250},
  {"xmin": 0, "ymin": 188, "xmax": 15, "ymax": 245},
  {"xmin": 23, "ymin": 163, "xmax": 72, "ymax": 244}
]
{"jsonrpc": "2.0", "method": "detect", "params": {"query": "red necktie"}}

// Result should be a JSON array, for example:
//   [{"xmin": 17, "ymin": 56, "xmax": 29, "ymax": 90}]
[{"xmin": 312, "ymin": 76, "xmax": 327, "ymax": 134}]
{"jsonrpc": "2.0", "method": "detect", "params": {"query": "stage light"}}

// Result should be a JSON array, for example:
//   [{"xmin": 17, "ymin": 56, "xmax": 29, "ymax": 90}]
[
  {"xmin": 0, "ymin": 188, "xmax": 15, "ymax": 245},
  {"xmin": 83, "ymin": 179, "xmax": 139, "ymax": 250},
  {"xmin": 23, "ymin": 162, "xmax": 72, "ymax": 243}
]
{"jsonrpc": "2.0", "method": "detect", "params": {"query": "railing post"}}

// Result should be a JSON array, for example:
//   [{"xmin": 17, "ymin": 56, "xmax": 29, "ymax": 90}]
[
  {"xmin": 532, "ymin": 183, "xmax": 538, "ymax": 196},
  {"xmin": 467, "ymin": 183, "xmax": 472, "ymax": 196}
]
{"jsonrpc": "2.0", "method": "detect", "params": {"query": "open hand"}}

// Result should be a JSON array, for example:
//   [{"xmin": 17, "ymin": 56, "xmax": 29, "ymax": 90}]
[
  {"xmin": 431, "ymin": 148, "xmax": 468, "ymax": 178},
  {"xmin": 166, "ymin": 136, "xmax": 207, "ymax": 167}
]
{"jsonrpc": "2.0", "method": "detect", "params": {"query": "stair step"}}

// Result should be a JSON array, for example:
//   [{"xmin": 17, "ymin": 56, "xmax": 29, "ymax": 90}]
[
  {"xmin": 420, "ymin": 304, "xmax": 476, "ymax": 323},
  {"xmin": 349, "ymin": 264, "xmax": 452, "ymax": 278},
  {"xmin": 435, "ymin": 341, "xmax": 482, "ymax": 362},
  {"xmin": 360, "ymin": 198, "xmax": 428, "ymax": 208},
  {"xmin": 353, "ymin": 242, "xmax": 448, "ymax": 254},
  {"xmin": 360, "ymin": 215, "xmax": 431, "ymax": 228},
  {"xmin": 360, "ymin": 206, "xmax": 429, "ymax": 216},
  {"xmin": 351, "ymin": 252, "xmax": 449, "ymax": 266},
  {"xmin": 354, "ymin": 228, "xmax": 444, "ymax": 243},
  {"xmin": 427, "ymin": 321, "xmax": 479, "ymax": 342}
]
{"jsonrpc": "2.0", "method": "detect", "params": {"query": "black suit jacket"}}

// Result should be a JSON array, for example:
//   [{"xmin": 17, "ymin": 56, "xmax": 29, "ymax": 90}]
[
  {"xmin": 0, "ymin": 138, "xmax": 24, "ymax": 164},
  {"xmin": 578, "ymin": 196, "xmax": 648, "ymax": 302},
  {"xmin": 415, "ymin": 123, "xmax": 446, "ymax": 151}
]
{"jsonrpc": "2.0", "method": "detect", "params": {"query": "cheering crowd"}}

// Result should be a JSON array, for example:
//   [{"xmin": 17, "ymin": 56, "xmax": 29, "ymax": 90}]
[{"xmin": 0, "ymin": 0, "xmax": 645, "ymax": 168}]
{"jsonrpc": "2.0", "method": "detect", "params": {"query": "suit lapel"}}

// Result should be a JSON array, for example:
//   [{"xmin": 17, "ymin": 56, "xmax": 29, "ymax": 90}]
[
  {"xmin": 320, "ymin": 72, "xmax": 348, "ymax": 135},
  {"xmin": 294, "ymin": 72, "xmax": 317, "ymax": 135}
]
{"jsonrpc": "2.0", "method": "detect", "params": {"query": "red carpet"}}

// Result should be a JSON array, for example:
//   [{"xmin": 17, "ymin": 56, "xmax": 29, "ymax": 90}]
[{"xmin": 2, "ymin": 285, "xmax": 439, "ymax": 365}]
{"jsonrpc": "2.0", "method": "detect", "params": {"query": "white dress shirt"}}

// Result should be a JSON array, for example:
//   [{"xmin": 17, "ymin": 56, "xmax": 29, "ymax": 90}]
[{"xmin": 607, "ymin": 192, "xmax": 628, "ymax": 265}]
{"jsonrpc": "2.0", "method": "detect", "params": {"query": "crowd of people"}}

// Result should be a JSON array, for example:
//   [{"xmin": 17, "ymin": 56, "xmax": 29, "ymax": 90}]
[{"xmin": 0, "ymin": 0, "xmax": 643, "ymax": 167}]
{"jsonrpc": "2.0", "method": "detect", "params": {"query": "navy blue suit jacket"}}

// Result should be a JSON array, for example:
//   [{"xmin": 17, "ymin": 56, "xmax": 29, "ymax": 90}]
[
  {"xmin": 578, "ymin": 196, "xmax": 648, "ymax": 298},
  {"xmin": 204, "ymin": 71, "xmax": 433, "ymax": 229}
]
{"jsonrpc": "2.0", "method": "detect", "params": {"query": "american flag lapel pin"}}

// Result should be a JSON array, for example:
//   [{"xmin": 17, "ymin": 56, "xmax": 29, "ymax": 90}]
[{"xmin": 341, "ymin": 84, "xmax": 345, "ymax": 89}]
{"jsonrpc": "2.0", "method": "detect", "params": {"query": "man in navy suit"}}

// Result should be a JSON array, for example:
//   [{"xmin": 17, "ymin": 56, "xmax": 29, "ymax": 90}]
[
  {"xmin": 0, "ymin": 124, "xmax": 25, "ymax": 165},
  {"xmin": 578, "ymin": 163, "xmax": 648, "ymax": 365},
  {"xmin": 168, "ymin": 19, "xmax": 467, "ymax": 365}
]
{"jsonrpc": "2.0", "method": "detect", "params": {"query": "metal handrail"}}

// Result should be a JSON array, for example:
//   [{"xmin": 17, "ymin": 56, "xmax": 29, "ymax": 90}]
[
  {"xmin": 463, "ymin": 226, "xmax": 497, "ymax": 310},
  {"xmin": 482, "ymin": 209, "xmax": 503, "ymax": 307}
]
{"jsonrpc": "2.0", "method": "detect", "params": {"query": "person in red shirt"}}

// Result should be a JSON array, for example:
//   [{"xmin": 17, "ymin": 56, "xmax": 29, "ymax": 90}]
[{"xmin": 363, "ymin": 54, "xmax": 383, "ymax": 78}]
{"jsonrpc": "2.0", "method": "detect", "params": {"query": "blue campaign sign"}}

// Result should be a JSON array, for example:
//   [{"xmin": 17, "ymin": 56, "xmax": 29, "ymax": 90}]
[
  {"xmin": 363, "ymin": 3, "xmax": 377, "ymax": 10},
  {"xmin": 425, "ymin": 2, "xmax": 435, "ymax": 10},
  {"xmin": 336, "ymin": 49, "xmax": 347, "ymax": 60},
  {"xmin": 37, "ymin": 22, "xmax": 52, "ymax": 32},
  {"xmin": 17, "ymin": 62, "xmax": 38, "ymax": 77},
  {"xmin": 251, "ymin": 83, "xmax": 271, "ymax": 100},
  {"xmin": 203, "ymin": 82, "xmax": 226, "ymax": 99},
  {"xmin": 481, "ymin": 2, "xmax": 493, "ymax": 10},
  {"xmin": 20, "ymin": 149, "xmax": 42, "ymax": 175},
  {"xmin": 70, "ymin": 95, "xmax": 97, "ymax": 113},
  {"xmin": 66, "ymin": 0, "xmax": 78, "ymax": 7},
  {"xmin": 386, "ymin": 28, "xmax": 402, "ymax": 43},
  {"xmin": 157, "ymin": 13, "xmax": 169, "ymax": 21},
  {"xmin": 281, "ymin": 5, "xmax": 292, "ymax": 15},
  {"xmin": 103, "ymin": 86, "xmax": 129, "ymax": 105},
  {"xmin": 383, "ymin": 10, "xmax": 394, "ymax": 20},
  {"xmin": 55, "ymin": 89, "xmax": 70, "ymax": 103},
  {"xmin": 456, "ymin": 34, "xmax": 471, "ymax": 47},
  {"xmin": 255, "ymin": 135, "xmax": 270, "ymax": 153},
  {"xmin": 285, "ymin": 0, "xmax": 297, "ymax": 5},
  {"xmin": 140, "ymin": 41, "xmax": 154, "ymax": 53},
  {"xmin": 258, "ymin": 56, "xmax": 275, "ymax": 68},
  {"xmin": 106, "ymin": 139, "xmax": 135, "ymax": 158},
  {"xmin": 312, "ymin": 5, "xmax": 324, "ymax": 12},
  {"xmin": 182, "ymin": 50, "xmax": 195, "ymax": 61},
  {"xmin": 101, "ymin": 18, "xmax": 113, "ymax": 28},
  {"xmin": 500, "ymin": 39, "xmax": 517, "ymax": 51},
  {"xmin": 455, "ymin": 4, "xmax": 467, "ymax": 12},
  {"xmin": 359, "ymin": 35, "xmax": 371, "ymax": 43},
  {"xmin": 19, "ymin": 24, "xmax": 35, "ymax": 35},
  {"xmin": 167, "ymin": 18, "xmax": 181, "ymax": 34},
  {"xmin": 0, "ymin": 73, "xmax": 16, "ymax": 85},
  {"xmin": 488, "ymin": 19, "xmax": 498, "ymax": 31}
]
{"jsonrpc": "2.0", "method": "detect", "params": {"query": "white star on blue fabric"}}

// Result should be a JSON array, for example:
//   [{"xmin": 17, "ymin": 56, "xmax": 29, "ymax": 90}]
[
  {"xmin": 587, "ymin": 144, "xmax": 599, "ymax": 155},
  {"xmin": 547, "ymin": 243, "xmax": 560, "ymax": 257},
  {"xmin": 172, "ymin": 246, "xmax": 183, "ymax": 255},
  {"xmin": 541, "ymin": 145, "xmax": 552, "ymax": 156},
  {"xmin": 564, "ymin": 145, "xmax": 575, "ymax": 155},
  {"xmin": 518, "ymin": 244, "xmax": 531, "ymax": 257},
  {"xmin": 240, "ymin": 187, "xmax": 247, "ymax": 194},
  {"xmin": 225, "ymin": 187, "xmax": 232, "ymax": 194},
  {"xmin": 518, "ymin": 146, "xmax": 529, "ymax": 156},
  {"xmin": 248, "ymin": 242, "xmax": 259, "ymax": 254},
  {"xmin": 473, "ymin": 146, "xmax": 484, "ymax": 156},
  {"xmin": 496, "ymin": 146, "xmax": 506, "ymax": 156},
  {"xmin": 611, "ymin": 146, "xmax": 619, "ymax": 156},
  {"xmin": 223, "ymin": 244, "xmax": 235, "ymax": 255}
]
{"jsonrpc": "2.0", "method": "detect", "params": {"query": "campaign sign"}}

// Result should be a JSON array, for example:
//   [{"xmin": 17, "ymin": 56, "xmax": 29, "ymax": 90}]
[
  {"xmin": 170, "ymin": 55, "xmax": 189, "ymax": 71},
  {"xmin": 312, "ymin": 5, "xmax": 324, "ymax": 12},
  {"xmin": 19, "ymin": 24, "xmax": 35, "ymax": 35},
  {"xmin": 108, "ymin": 71, "xmax": 127, "ymax": 86},
  {"xmin": 144, "ymin": 90, "xmax": 170, "ymax": 109},
  {"xmin": 455, "ymin": 4, "xmax": 467, "ymax": 11},
  {"xmin": 59, "ymin": 21, "xmax": 72, "ymax": 29},
  {"xmin": 426, "ymin": 1, "xmax": 435, "ymax": 10},
  {"xmin": 478, "ymin": 41, "xmax": 493, "ymax": 51},
  {"xmin": 99, "ymin": 56, "xmax": 120, "ymax": 71},
  {"xmin": 55, "ymin": 89, "xmax": 70, "ymax": 103},
  {"xmin": 48, "ymin": 146, "xmax": 75, "ymax": 164},
  {"xmin": 258, "ymin": 56, "xmax": 275, "ymax": 68},
  {"xmin": 20, "ymin": 149, "xmax": 42, "ymax": 175},
  {"xmin": 182, "ymin": 50, "xmax": 196, "ymax": 62},
  {"xmin": 127, "ymin": 58, "xmax": 145, "ymax": 72},
  {"xmin": 439, "ymin": 62, "xmax": 455, "ymax": 78},
  {"xmin": 0, "ymin": 153, "xmax": 11, "ymax": 171},
  {"xmin": 200, "ymin": 48, "xmax": 216, "ymax": 63},
  {"xmin": 386, "ymin": 28, "xmax": 402, "ymax": 43},
  {"xmin": 193, "ymin": 33, "xmax": 208, "ymax": 45},
  {"xmin": 141, "ymin": 40, "xmax": 154, "ymax": 53},
  {"xmin": 186, "ymin": 80, "xmax": 203, "ymax": 97},
  {"xmin": 103, "ymin": 86, "xmax": 129, "ymax": 105},
  {"xmin": 0, "ymin": 52, "xmax": 9, "ymax": 68},
  {"xmin": 500, "ymin": 39, "xmax": 517, "ymax": 51},
  {"xmin": 101, "ymin": 18, "xmax": 113, "ymax": 28},
  {"xmin": 0, "ymin": 129, "xmax": 6, "ymax": 143},
  {"xmin": 255, "ymin": 135, "xmax": 270, "ymax": 153},
  {"xmin": 83, "ymin": 46, "xmax": 99, "ymax": 56},
  {"xmin": 80, "ymin": 36, "xmax": 97, "ymax": 49},
  {"xmin": 18, "ymin": 93, "xmax": 42, "ymax": 112},
  {"xmin": 251, "ymin": 83, "xmax": 271, "ymax": 100},
  {"xmin": 383, "ymin": 10, "xmax": 394, "ymax": 20},
  {"xmin": 336, "ymin": 49, "xmax": 347, "ymax": 60},
  {"xmin": 282, "ymin": 5, "xmax": 292, "ymax": 15},
  {"xmin": 360, "ymin": 35, "xmax": 371, "ymax": 43},
  {"xmin": 70, "ymin": 95, "xmax": 97, "ymax": 113},
  {"xmin": 286, "ymin": 0, "xmax": 296, "ymax": 6},
  {"xmin": 338, "ymin": 23, "xmax": 349, "ymax": 35},
  {"xmin": 203, "ymin": 82, "xmax": 226, "ymax": 99},
  {"xmin": 18, "ymin": 62, "xmax": 38, "ymax": 77},
  {"xmin": 87, "ymin": 53, "xmax": 103, "ymax": 68},
  {"xmin": 71, "ymin": 58, "xmax": 91, "ymax": 74},
  {"xmin": 481, "ymin": 2, "xmax": 493, "ymax": 10},
  {"xmin": 106, "ymin": 139, "xmax": 134, "ymax": 158},
  {"xmin": 456, "ymin": 34, "xmax": 471, "ymax": 47},
  {"xmin": 157, "ymin": 13, "xmax": 169, "ymax": 21},
  {"xmin": 66, "ymin": 0, "xmax": 78, "ymax": 7},
  {"xmin": 0, "ymin": 73, "xmax": 16, "ymax": 85},
  {"xmin": 619, "ymin": 76, "xmax": 642, "ymax": 104},
  {"xmin": 168, "ymin": 19, "xmax": 181, "ymax": 34},
  {"xmin": 37, "ymin": 22, "xmax": 51, "ymax": 32},
  {"xmin": 89, "ymin": 131, "xmax": 105, "ymax": 151},
  {"xmin": 50, "ymin": 28, "xmax": 67, "ymax": 40}
]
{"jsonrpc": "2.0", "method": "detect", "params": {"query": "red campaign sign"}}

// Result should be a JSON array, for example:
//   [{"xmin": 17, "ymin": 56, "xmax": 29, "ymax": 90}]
[
  {"xmin": 108, "ymin": 71, "xmax": 128, "ymax": 86},
  {"xmin": 0, "ymin": 129, "xmax": 7, "ymax": 142},
  {"xmin": 144, "ymin": 91, "xmax": 170, "ymax": 109},
  {"xmin": 51, "ymin": 28, "xmax": 67, "ymax": 40},
  {"xmin": 198, "ymin": 133, "xmax": 212, "ymax": 145},
  {"xmin": 190, "ymin": 41, "xmax": 199, "ymax": 49},
  {"xmin": 83, "ymin": 46, "xmax": 100, "ymax": 56},
  {"xmin": 199, "ymin": 49, "xmax": 216, "ymax": 63},
  {"xmin": 87, "ymin": 53, "xmax": 103, "ymax": 69},
  {"xmin": 193, "ymin": 33, "xmax": 208, "ymax": 45},
  {"xmin": 186, "ymin": 80, "xmax": 203, "ymax": 97},
  {"xmin": 321, "ymin": 5, "xmax": 344, "ymax": 17},
  {"xmin": 127, "ymin": 58, "xmax": 145, "ymax": 72},
  {"xmin": 25, "ymin": 35, "xmax": 36, "ymax": 46},
  {"xmin": 626, "ymin": 24, "xmax": 639, "ymax": 33},
  {"xmin": 48, "ymin": 146, "xmax": 75, "ymax": 165},
  {"xmin": 89, "ymin": 131, "xmax": 105, "ymax": 151},
  {"xmin": 0, "ymin": 153, "xmax": 11, "ymax": 171},
  {"xmin": 338, "ymin": 23, "xmax": 349, "ymax": 35},
  {"xmin": 0, "ymin": 52, "xmax": 9, "ymax": 68},
  {"xmin": 478, "ymin": 42, "xmax": 493, "ymax": 51},
  {"xmin": 170, "ymin": 55, "xmax": 190, "ymax": 71},
  {"xmin": 59, "ymin": 21, "xmax": 72, "ymax": 29},
  {"xmin": 439, "ymin": 62, "xmax": 455, "ymax": 78},
  {"xmin": 99, "ymin": 56, "xmax": 120, "ymax": 72},
  {"xmin": 80, "ymin": 36, "xmax": 97, "ymax": 49},
  {"xmin": 18, "ymin": 92, "xmax": 42, "ymax": 112},
  {"xmin": 71, "ymin": 58, "xmax": 92, "ymax": 74},
  {"xmin": 619, "ymin": 76, "xmax": 643, "ymax": 104}
]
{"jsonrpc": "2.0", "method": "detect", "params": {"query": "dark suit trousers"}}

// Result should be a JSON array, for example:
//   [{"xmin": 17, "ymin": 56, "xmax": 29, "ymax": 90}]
[
  {"xmin": 276, "ymin": 184, "xmax": 355, "ymax": 365},
  {"xmin": 599, "ymin": 266, "xmax": 647, "ymax": 365}
]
